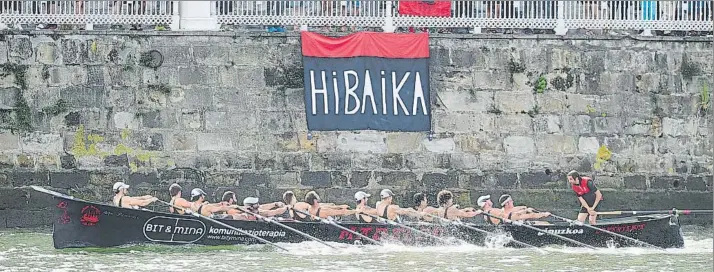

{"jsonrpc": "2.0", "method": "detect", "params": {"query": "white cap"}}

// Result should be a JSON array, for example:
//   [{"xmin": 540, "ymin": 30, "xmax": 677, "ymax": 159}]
[
  {"xmin": 380, "ymin": 189, "xmax": 394, "ymax": 199},
  {"xmin": 355, "ymin": 191, "xmax": 371, "ymax": 201},
  {"xmin": 113, "ymin": 182, "xmax": 129, "ymax": 191},
  {"xmin": 477, "ymin": 195, "xmax": 491, "ymax": 207},
  {"xmin": 191, "ymin": 188, "xmax": 207, "ymax": 198},
  {"xmin": 243, "ymin": 197, "xmax": 259, "ymax": 205}
]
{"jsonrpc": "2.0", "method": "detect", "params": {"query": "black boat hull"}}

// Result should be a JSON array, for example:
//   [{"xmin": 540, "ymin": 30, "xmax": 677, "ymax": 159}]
[{"xmin": 50, "ymin": 194, "xmax": 685, "ymax": 249}]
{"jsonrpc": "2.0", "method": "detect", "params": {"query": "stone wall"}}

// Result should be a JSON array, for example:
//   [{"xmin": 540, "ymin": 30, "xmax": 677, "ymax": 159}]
[{"xmin": 0, "ymin": 31, "xmax": 712, "ymax": 228}]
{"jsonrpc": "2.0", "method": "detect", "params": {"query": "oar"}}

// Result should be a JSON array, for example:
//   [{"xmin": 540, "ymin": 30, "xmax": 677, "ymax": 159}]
[
  {"xmin": 534, "ymin": 209, "xmax": 664, "ymax": 250},
  {"xmin": 155, "ymin": 200, "xmax": 289, "ymax": 252},
  {"xmin": 291, "ymin": 208, "xmax": 383, "ymax": 246},
  {"xmin": 598, "ymin": 209, "xmax": 713, "ymax": 216},
  {"xmin": 234, "ymin": 206, "xmax": 338, "ymax": 249},
  {"xmin": 357, "ymin": 212, "xmax": 454, "ymax": 245},
  {"xmin": 422, "ymin": 213, "xmax": 545, "ymax": 253},
  {"xmin": 481, "ymin": 211, "xmax": 597, "ymax": 250}
]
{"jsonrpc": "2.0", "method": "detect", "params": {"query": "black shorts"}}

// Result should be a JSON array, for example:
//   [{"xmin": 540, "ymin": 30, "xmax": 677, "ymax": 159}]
[{"xmin": 578, "ymin": 194, "xmax": 597, "ymax": 214}]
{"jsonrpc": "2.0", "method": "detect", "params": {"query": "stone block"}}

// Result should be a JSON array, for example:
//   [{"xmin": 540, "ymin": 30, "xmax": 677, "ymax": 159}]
[
  {"xmin": 454, "ymin": 132, "xmax": 502, "ymax": 153},
  {"xmin": 421, "ymin": 172, "xmax": 458, "ymax": 189},
  {"xmin": 435, "ymin": 112, "xmax": 495, "ymax": 133},
  {"xmin": 219, "ymin": 66, "xmax": 266, "ymax": 90},
  {"xmin": 503, "ymin": 136, "xmax": 535, "ymax": 156},
  {"xmin": 473, "ymin": 70, "xmax": 511, "ymax": 90},
  {"xmin": 140, "ymin": 110, "xmax": 177, "ymax": 129},
  {"xmin": 254, "ymin": 153, "xmax": 277, "ymax": 171},
  {"xmin": 494, "ymin": 115, "xmax": 533, "ymax": 135},
  {"xmin": 479, "ymin": 172, "xmax": 518, "ymax": 189},
  {"xmin": 8, "ymin": 37, "xmax": 32, "ymax": 63},
  {"xmin": 494, "ymin": 91, "xmax": 535, "ymax": 114},
  {"xmin": 136, "ymin": 132, "xmax": 164, "ymax": 151},
  {"xmin": 662, "ymin": 118, "xmax": 697, "ymax": 137},
  {"xmin": 310, "ymin": 152, "xmax": 352, "ymax": 171},
  {"xmin": 375, "ymin": 171, "xmax": 419, "ymax": 188},
  {"xmin": 259, "ymin": 111, "xmax": 295, "ymax": 133},
  {"xmin": 61, "ymin": 39, "xmax": 88, "ymax": 65},
  {"xmin": 104, "ymin": 154, "xmax": 129, "ymax": 168},
  {"xmin": 437, "ymin": 89, "xmax": 493, "ymax": 112},
  {"xmin": 386, "ymin": 133, "xmax": 423, "ymax": 153},
  {"xmin": 196, "ymin": 133, "xmax": 234, "ymax": 151},
  {"xmin": 9, "ymin": 171, "xmax": 49, "ymax": 186},
  {"xmin": 240, "ymin": 172, "xmax": 269, "ymax": 188},
  {"xmin": 562, "ymin": 94, "xmax": 599, "ymax": 115},
  {"xmin": 561, "ymin": 115, "xmax": 592, "ymax": 135},
  {"xmin": 685, "ymin": 176, "xmax": 707, "ymax": 191},
  {"xmin": 178, "ymin": 66, "xmax": 218, "ymax": 86},
  {"xmin": 577, "ymin": 137, "xmax": 599, "ymax": 154},
  {"xmin": 534, "ymin": 135, "xmax": 578, "ymax": 155},
  {"xmin": 336, "ymin": 132, "xmax": 387, "ymax": 153},
  {"xmin": 650, "ymin": 176, "xmax": 685, "ymax": 190},
  {"xmin": 113, "ymin": 112, "xmax": 139, "ymax": 129},
  {"xmin": 381, "ymin": 153, "xmax": 404, "ymax": 170},
  {"xmin": 449, "ymin": 153, "xmax": 478, "ymax": 170},
  {"xmin": 16, "ymin": 154, "xmax": 35, "ymax": 168},
  {"xmin": 49, "ymin": 171, "xmax": 89, "ymax": 189},
  {"xmin": 5, "ymin": 209, "xmax": 54, "ymax": 228},
  {"xmin": 35, "ymin": 42, "xmax": 58, "ymax": 64},
  {"xmin": 269, "ymin": 171, "xmax": 300, "ymax": 188},
  {"xmin": 0, "ymin": 154, "xmax": 14, "ymax": 169},
  {"xmin": 0, "ymin": 41, "xmax": 7, "ymax": 64},
  {"xmin": 331, "ymin": 171, "xmax": 349, "ymax": 187},
  {"xmin": 594, "ymin": 176, "xmax": 624, "ymax": 189},
  {"xmin": 520, "ymin": 170, "xmax": 566, "ymax": 189},
  {"xmin": 533, "ymin": 115, "xmax": 561, "ymax": 134},
  {"xmin": 169, "ymin": 133, "xmax": 196, "ymax": 152},
  {"xmin": 350, "ymin": 171, "xmax": 372, "ymax": 188},
  {"xmin": 0, "ymin": 133, "xmax": 19, "ymax": 151},
  {"xmin": 276, "ymin": 152, "xmax": 309, "ymax": 171},
  {"xmin": 623, "ymin": 175, "xmax": 647, "ymax": 190},
  {"xmin": 534, "ymin": 92, "xmax": 568, "ymax": 114},
  {"xmin": 593, "ymin": 117, "xmax": 623, "ymax": 134},
  {"xmin": 300, "ymin": 171, "xmax": 331, "ymax": 187},
  {"xmin": 347, "ymin": 152, "xmax": 379, "ymax": 170},
  {"xmin": 422, "ymin": 137, "xmax": 455, "ymax": 153}
]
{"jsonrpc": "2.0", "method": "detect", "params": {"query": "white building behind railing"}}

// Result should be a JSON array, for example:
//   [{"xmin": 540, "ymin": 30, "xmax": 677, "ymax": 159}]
[{"xmin": 0, "ymin": 1, "xmax": 711, "ymax": 35}]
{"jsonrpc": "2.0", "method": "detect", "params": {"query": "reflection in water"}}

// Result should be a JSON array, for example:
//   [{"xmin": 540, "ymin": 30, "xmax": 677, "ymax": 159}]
[{"xmin": 0, "ymin": 226, "xmax": 711, "ymax": 271}]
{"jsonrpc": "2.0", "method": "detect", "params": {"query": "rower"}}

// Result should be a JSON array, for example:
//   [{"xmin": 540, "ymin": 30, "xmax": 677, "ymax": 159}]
[
  {"xmin": 498, "ymin": 194, "xmax": 550, "ymax": 223},
  {"xmin": 375, "ymin": 189, "xmax": 424, "ymax": 222},
  {"xmin": 410, "ymin": 192, "xmax": 439, "ymax": 222},
  {"xmin": 235, "ymin": 197, "xmax": 291, "ymax": 221},
  {"xmin": 477, "ymin": 195, "xmax": 503, "ymax": 225},
  {"xmin": 189, "ymin": 188, "xmax": 238, "ymax": 218},
  {"xmin": 218, "ymin": 191, "xmax": 242, "ymax": 217},
  {"xmin": 567, "ymin": 170, "xmax": 603, "ymax": 225},
  {"xmin": 283, "ymin": 190, "xmax": 352, "ymax": 221},
  {"xmin": 112, "ymin": 182, "xmax": 157, "ymax": 209},
  {"xmin": 304, "ymin": 191, "xmax": 360, "ymax": 221},
  {"xmin": 436, "ymin": 190, "xmax": 481, "ymax": 220},
  {"xmin": 354, "ymin": 191, "xmax": 379, "ymax": 223},
  {"xmin": 168, "ymin": 183, "xmax": 191, "ymax": 215}
]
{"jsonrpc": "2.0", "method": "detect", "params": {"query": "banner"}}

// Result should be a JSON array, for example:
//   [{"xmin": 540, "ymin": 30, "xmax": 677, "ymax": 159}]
[
  {"xmin": 398, "ymin": 1, "xmax": 452, "ymax": 17},
  {"xmin": 301, "ymin": 31, "xmax": 432, "ymax": 132}
]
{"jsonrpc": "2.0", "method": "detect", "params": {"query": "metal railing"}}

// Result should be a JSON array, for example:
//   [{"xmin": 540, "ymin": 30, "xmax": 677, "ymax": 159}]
[{"xmin": 0, "ymin": 1, "xmax": 711, "ymax": 34}]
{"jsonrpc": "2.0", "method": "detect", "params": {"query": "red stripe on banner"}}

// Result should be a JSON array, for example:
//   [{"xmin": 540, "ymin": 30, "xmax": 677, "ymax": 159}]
[
  {"xmin": 301, "ymin": 31, "xmax": 429, "ymax": 59},
  {"xmin": 398, "ymin": 1, "xmax": 452, "ymax": 17}
]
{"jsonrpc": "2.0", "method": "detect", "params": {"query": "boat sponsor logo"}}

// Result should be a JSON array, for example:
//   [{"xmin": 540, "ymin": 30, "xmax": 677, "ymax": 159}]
[
  {"xmin": 143, "ymin": 216, "xmax": 207, "ymax": 243},
  {"xmin": 595, "ymin": 223, "xmax": 646, "ymax": 234},
  {"xmin": 204, "ymin": 226, "xmax": 287, "ymax": 242},
  {"xmin": 337, "ymin": 226, "xmax": 445, "ymax": 242},
  {"xmin": 57, "ymin": 201, "xmax": 70, "ymax": 224},
  {"xmin": 536, "ymin": 227, "xmax": 584, "ymax": 236},
  {"xmin": 80, "ymin": 205, "xmax": 100, "ymax": 226}
]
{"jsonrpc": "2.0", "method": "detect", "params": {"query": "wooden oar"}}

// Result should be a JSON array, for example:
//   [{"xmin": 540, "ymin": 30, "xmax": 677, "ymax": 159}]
[
  {"xmin": 534, "ymin": 209, "xmax": 664, "ymax": 250},
  {"xmin": 422, "ymin": 213, "xmax": 545, "ymax": 253},
  {"xmin": 291, "ymin": 208, "xmax": 383, "ymax": 246},
  {"xmin": 481, "ymin": 211, "xmax": 597, "ymax": 250},
  {"xmin": 598, "ymin": 209, "xmax": 713, "ymax": 216},
  {"xmin": 357, "ymin": 212, "xmax": 455, "ymax": 245},
  {"xmin": 156, "ymin": 200, "xmax": 289, "ymax": 252},
  {"xmin": 234, "ymin": 206, "xmax": 338, "ymax": 249}
]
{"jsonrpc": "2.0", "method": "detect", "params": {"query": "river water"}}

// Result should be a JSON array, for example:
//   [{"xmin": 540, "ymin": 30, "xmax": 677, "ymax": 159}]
[{"xmin": 0, "ymin": 226, "xmax": 711, "ymax": 272}]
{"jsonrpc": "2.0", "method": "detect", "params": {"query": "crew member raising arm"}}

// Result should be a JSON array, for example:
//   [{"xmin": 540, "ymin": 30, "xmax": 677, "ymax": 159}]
[{"xmin": 112, "ymin": 182, "xmax": 157, "ymax": 209}]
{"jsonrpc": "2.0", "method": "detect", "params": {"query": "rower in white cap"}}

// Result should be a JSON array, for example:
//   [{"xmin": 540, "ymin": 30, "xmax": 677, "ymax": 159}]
[
  {"xmin": 375, "ymin": 189, "xmax": 425, "ymax": 222},
  {"xmin": 189, "ymin": 188, "xmax": 240, "ymax": 218},
  {"xmin": 477, "ymin": 194, "xmax": 503, "ymax": 225},
  {"xmin": 112, "ymin": 182, "xmax": 157, "ymax": 209},
  {"xmin": 354, "ymin": 191, "xmax": 379, "ymax": 223},
  {"xmin": 234, "ymin": 197, "xmax": 291, "ymax": 221}
]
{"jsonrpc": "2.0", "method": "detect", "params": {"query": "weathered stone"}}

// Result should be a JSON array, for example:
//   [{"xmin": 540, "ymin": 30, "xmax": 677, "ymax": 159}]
[
  {"xmin": 503, "ymin": 136, "xmax": 535, "ymax": 156},
  {"xmin": 593, "ymin": 117, "xmax": 624, "ymax": 134},
  {"xmin": 9, "ymin": 171, "xmax": 49, "ymax": 186},
  {"xmin": 9, "ymin": 37, "xmax": 33, "ymax": 62},
  {"xmin": 650, "ymin": 176, "xmax": 685, "ymax": 190},
  {"xmin": 495, "ymin": 115, "xmax": 533, "ymax": 135},
  {"xmin": 349, "ymin": 171, "xmax": 372, "ymax": 188},
  {"xmin": 577, "ymin": 137, "xmax": 600, "ymax": 154},
  {"xmin": 269, "ymin": 172, "xmax": 300, "ymax": 188},
  {"xmin": 311, "ymin": 152, "xmax": 352, "ymax": 171},
  {"xmin": 449, "ymin": 153, "xmax": 479, "ymax": 170},
  {"xmin": 520, "ymin": 170, "xmax": 566, "ymax": 189},
  {"xmin": 49, "ymin": 171, "xmax": 89, "ymax": 189},
  {"xmin": 20, "ymin": 133, "xmax": 63, "ymax": 154},
  {"xmin": 169, "ymin": 133, "xmax": 196, "ymax": 151},
  {"xmin": 0, "ymin": 133, "xmax": 19, "ymax": 150},
  {"xmin": 454, "ymin": 133, "xmax": 502, "ymax": 153},
  {"xmin": 421, "ymin": 172, "xmax": 458, "ymax": 189},
  {"xmin": 662, "ymin": 117, "xmax": 697, "ymax": 137},
  {"xmin": 350, "ymin": 153, "xmax": 382, "ymax": 170},
  {"xmin": 300, "ymin": 171, "xmax": 331, "ymax": 187},
  {"xmin": 336, "ymin": 132, "xmax": 387, "ymax": 153},
  {"xmin": 276, "ymin": 152, "xmax": 308, "ymax": 171},
  {"xmin": 240, "ymin": 173, "xmax": 268, "ymax": 188},
  {"xmin": 113, "ymin": 112, "xmax": 139, "ymax": 129},
  {"xmin": 494, "ymin": 91, "xmax": 535, "ymax": 114},
  {"xmin": 435, "ymin": 112, "xmax": 495, "ymax": 133},
  {"xmin": 623, "ymin": 175, "xmax": 647, "ymax": 190},
  {"xmin": 534, "ymin": 135, "xmax": 578, "ymax": 156},
  {"xmin": 381, "ymin": 153, "xmax": 403, "ymax": 170},
  {"xmin": 375, "ymin": 171, "xmax": 419, "ymax": 188},
  {"xmin": 196, "ymin": 133, "xmax": 234, "ymax": 151},
  {"xmin": 16, "ymin": 154, "xmax": 35, "ymax": 168},
  {"xmin": 331, "ymin": 171, "xmax": 349, "ymax": 187},
  {"xmin": 533, "ymin": 115, "xmax": 562, "ymax": 134},
  {"xmin": 104, "ymin": 154, "xmax": 129, "ymax": 167},
  {"xmin": 479, "ymin": 172, "xmax": 518, "ymax": 189},
  {"xmin": 437, "ymin": 89, "xmax": 493, "ymax": 112},
  {"xmin": 254, "ymin": 152, "xmax": 277, "ymax": 171},
  {"xmin": 422, "ymin": 137, "xmax": 455, "ymax": 153},
  {"xmin": 685, "ymin": 176, "xmax": 707, "ymax": 191}
]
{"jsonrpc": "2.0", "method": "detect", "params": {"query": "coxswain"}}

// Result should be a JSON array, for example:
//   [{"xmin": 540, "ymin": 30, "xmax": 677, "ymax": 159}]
[
  {"xmin": 189, "ymin": 188, "xmax": 238, "ymax": 218},
  {"xmin": 567, "ymin": 170, "xmax": 603, "ymax": 224},
  {"xmin": 498, "ymin": 194, "xmax": 550, "ymax": 223},
  {"xmin": 375, "ymin": 189, "xmax": 425, "ymax": 222},
  {"xmin": 477, "ymin": 195, "xmax": 503, "ymax": 225},
  {"xmin": 303, "ymin": 191, "xmax": 360, "ymax": 221},
  {"xmin": 435, "ymin": 190, "xmax": 481, "ymax": 220},
  {"xmin": 410, "ymin": 192, "xmax": 439, "ymax": 222},
  {"xmin": 235, "ymin": 197, "xmax": 291, "ymax": 220},
  {"xmin": 168, "ymin": 183, "xmax": 191, "ymax": 215},
  {"xmin": 354, "ymin": 191, "xmax": 379, "ymax": 223},
  {"xmin": 112, "ymin": 182, "xmax": 157, "ymax": 209}
]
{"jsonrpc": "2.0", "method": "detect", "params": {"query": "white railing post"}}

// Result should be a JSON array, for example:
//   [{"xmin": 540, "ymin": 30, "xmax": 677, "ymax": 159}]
[
  {"xmin": 383, "ymin": 1, "xmax": 396, "ymax": 33},
  {"xmin": 179, "ymin": 0, "xmax": 220, "ymax": 30},
  {"xmin": 171, "ymin": 0, "xmax": 181, "ymax": 30},
  {"xmin": 554, "ymin": 0, "xmax": 568, "ymax": 35}
]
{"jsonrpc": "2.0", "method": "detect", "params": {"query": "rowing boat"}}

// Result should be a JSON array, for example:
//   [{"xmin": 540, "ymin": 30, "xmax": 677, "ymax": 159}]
[{"xmin": 37, "ymin": 187, "xmax": 685, "ymax": 249}]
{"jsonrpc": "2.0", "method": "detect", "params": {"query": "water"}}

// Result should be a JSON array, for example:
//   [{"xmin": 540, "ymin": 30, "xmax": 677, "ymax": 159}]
[{"xmin": 0, "ymin": 226, "xmax": 711, "ymax": 272}]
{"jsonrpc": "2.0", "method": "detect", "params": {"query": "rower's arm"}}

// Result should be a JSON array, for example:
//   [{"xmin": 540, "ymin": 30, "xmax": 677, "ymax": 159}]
[
  {"xmin": 260, "ymin": 206, "xmax": 289, "ymax": 217},
  {"xmin": 393, "ymin": 206, "xmax": 421, "ymax": 217},
  {"xmin": 320, "ymin": 207, "xmax": 358, "ymax": 217},
  {"xmin": 454, "ymin": 207, "xmax": 481, "ymax": 218},
  {"xmin": 123, "ymin": 196, "xmax": 157, "ymax": 207},
  {"xmin": 592, "ymin": 190, "xmax": 602, "ymax": 209},
  {"xmin": 259, "ymin": 202, "xmax": 282, "ymax": 210},
  {"xmin": 136, "ymin": 195, "xmax": 154, "ymax": 200},
  {"xmin": 175, "ymin": 198, "xmax": 192, "ymax": 208},
  {"xmin": 361, "ymin": 207, "xmax": 379, "ymax": 216},
  {"xmin": 322, "ymin": 204, "xmax": 349, "ymax": 209}
]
